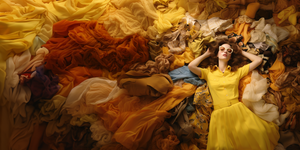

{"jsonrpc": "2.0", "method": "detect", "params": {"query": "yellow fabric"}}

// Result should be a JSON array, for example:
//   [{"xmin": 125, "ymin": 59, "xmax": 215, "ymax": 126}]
[
  {"xmin": 188, "ymin": 33, "xmax": 215, "ymax": 58},
  {"xmin": 289, "ymin": 12, "xmax": 300, "ymax": 26},
  {"xmin": 98, "ymin": 0, "xmax": 158, "ymax": 39},
  {"xmin": 200, "ymin": 64, "xmax": 279, "ymax": 149},
  {"xmin": 225, "ymin": 22, "xmax": 252, "ymax": 45},
  {"xmin": 162, "ymin": 47, "xmax": 186, "ymax": 71},
  {"xmin": 268, "ymin": 54, "xmax": 285, "ymax": 91},
  {"xmin": 278, "ymin": 5, "xmax": 296, "ymax": 24},
  {"xmin": 154, "ymin": 2, "xmax": 186, "ymax": 34},
  {"xmin": 200, "ymin": 64, "xmax": 250, "ymax": 106},
  {"xmin": 245, "ymin": 2, "xmax": 260, "ymax": 19},
  {"xmin": 207, "ymin": 102, "xmax": 280, "ymax": 150},
  {"xmin": 0, "ymin": 1, "xmax": 46, "ymax": 98}
]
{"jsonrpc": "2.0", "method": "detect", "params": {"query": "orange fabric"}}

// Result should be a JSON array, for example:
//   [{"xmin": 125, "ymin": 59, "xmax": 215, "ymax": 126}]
[
  {"xmin": 112, "ymin": 109, "xmax": 171, "ymax": 150},
  {"xmin": 225, "ymin": 22, "xmax": 252, "ymax": 45},
  {"xmin": 269, "ymin": 54, "xmax": 285, "ymax": 91},
  {"xmin": 148, "ymin": 122, "xmax": 180, "ymax": 150},
  {"xmin": 56, "ymin": 67, "xmax": 103, "ymax": 97},
  {"xmin": 43, "ymin": 20, "xmax": 149, "ymax": 75},
  {"xmin": 95, "ymin": 83, "xmax": 196, "ymax": 150},
  {"xmin": 238, "ymin": 72, "xmax": 252, "ymax": 102}
]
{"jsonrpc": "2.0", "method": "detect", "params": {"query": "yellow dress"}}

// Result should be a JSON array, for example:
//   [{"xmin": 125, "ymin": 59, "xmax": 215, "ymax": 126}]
[{"xmin": 200, "ymin": 64, "xmax": 279, "ymax": 150}]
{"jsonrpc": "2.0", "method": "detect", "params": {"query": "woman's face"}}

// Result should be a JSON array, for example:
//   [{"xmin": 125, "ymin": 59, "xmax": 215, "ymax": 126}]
[{"xmin": 217, "ymin": 44, "xmax": 232, "ymax": 61}]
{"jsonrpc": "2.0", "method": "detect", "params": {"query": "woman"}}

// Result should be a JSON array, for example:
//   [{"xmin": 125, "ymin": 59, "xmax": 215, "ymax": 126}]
[{"xmin": 188, "ymin": 39, "xmax": 279, "ymax": 150}]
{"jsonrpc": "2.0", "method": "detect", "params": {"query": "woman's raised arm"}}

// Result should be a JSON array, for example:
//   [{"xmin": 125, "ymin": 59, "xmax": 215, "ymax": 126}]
[
  {"xmin": 241, "ymin": 51, "xmax": 263, "ymax": 72},
  {"xmin": 188, "ymin": 49, "xmax": 211, "ymax": 77}
]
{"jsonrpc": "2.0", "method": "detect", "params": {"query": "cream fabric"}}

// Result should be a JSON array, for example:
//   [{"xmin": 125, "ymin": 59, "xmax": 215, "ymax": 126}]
[
  {"xmin": 250, "ymin": 18, "xmax": 290, "ymax": 43},
  {"xmin": 200, "ymin": 17, "xmax": 233, "ymax": 37},
  {"xmin": 63, "ymin": 77, "xmax": 120, "ymax": 116},
  {"xmin": 90, "ymin": 120, "xmax": 113, "ymax": 149},
  {"xmin": 98, "ymin": 0, "xmax": 158, "ymax": 39},
  {"xmin": 242, "ymin": 71, "xmax": 288, "ymax": 126}
]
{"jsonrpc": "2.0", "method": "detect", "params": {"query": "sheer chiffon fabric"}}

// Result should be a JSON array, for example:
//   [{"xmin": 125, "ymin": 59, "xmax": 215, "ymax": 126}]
[{"xmin": 43, "ymin": 20, "xmax": 149, "ymax": 74}]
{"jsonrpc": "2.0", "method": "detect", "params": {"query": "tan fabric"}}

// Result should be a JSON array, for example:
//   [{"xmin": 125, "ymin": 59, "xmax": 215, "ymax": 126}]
[{"xmin": 118, "ymin": 70, "xmax": 173, "ymax": 97}]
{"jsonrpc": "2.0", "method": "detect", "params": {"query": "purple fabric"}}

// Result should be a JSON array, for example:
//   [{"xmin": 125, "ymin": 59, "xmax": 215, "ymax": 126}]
[{"xmin": 25, "ymin": 65, "xmax": 60, "ymax": 103}]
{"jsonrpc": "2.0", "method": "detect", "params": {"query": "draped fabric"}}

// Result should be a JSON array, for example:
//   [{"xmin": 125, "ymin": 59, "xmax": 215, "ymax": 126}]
[{"xmin": 43, "ymin": 20, "xmax": 149, "ymax": 74}]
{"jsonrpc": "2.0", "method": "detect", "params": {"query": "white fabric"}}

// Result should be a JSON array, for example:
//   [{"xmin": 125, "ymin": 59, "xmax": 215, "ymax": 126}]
[
  {"xmin": 250, "ymin": 18, "xmax": 290, "ymax": 43},
  {"xmin": 200, "ymin": 17, "xmax": 233, "ymax": 37},
  {"xmin": 242, "ymin": 71, "xmax": 280, "ymax": 125},
  {"xmin": 63, "ymin": 77, "xmax": 120, "ymax": 116},
  {"xmin": 90, "ymin": 120, "xmax": 113, "ymax": 149}
]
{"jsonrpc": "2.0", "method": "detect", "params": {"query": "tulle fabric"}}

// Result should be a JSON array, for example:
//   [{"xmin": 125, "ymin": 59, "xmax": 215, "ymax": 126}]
[
  {"xmin": 95, "ymin": 83, "xmax": 196, "ymax": 149},
  {"xmin": 154, "ymin": 2, "xmax": 186, "ymax": 34},
  {"xmin": 98, "ymin": 0, "xmax": 158, "ymax": 39},
  {"xmin": 207, "ymin": 102, "xmax": 279, "ymax": 150},
  {"xmin": 0, "ymin": 1, "xmax": 46, "ymax": 97},
  {"xmin": 43, "ymin": 20, "xmax": 149, "ymax": 74},
  {"xmin": 63, "ymin": 77, "xmax": 119, "ymax": 116}
]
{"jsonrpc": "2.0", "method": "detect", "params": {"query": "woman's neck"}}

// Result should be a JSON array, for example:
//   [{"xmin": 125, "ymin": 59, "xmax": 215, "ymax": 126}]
[{"xmin": 218, "ymin": 60, "xmax": 228, "ymax": 73}]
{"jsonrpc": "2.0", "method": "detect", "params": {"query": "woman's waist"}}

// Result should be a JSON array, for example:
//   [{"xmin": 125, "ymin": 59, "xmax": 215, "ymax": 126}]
[{"xmin": 213, "ymin": 99, "xmax": 239, "ymax": 110}]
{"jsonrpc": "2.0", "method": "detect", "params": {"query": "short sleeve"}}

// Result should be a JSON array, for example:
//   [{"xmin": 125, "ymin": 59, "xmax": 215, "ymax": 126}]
[
  {"xmin": 200, "ymin": 67, "xmax": 209, "ymax": 81},
  {"xmin": 237, "ymin": 64, "xmax": 250, "ymax": 79}
]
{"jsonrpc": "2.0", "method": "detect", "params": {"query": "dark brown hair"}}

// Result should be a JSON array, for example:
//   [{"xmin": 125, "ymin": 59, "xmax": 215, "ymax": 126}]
[{"xmin": 199, "ymin": 38, "xmax": 248, "ymax": 72}]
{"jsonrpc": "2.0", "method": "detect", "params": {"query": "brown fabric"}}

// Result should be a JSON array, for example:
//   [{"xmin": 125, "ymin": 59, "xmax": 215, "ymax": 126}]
[
  {"xmin": 130, "ymin": 53, "xmax": 175, "ymax": 76},
  {"xmin": 28, "ymin": 123, "xmax": 47, "ymax": 150},
  {"xmin": 118, "ymin": 70, "xmax": 173, "ymax": 97}
]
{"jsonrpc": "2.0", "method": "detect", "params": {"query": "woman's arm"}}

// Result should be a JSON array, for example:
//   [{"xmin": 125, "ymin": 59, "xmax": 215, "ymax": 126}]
[
  {"xmin": 241, "ymin": 51, "xmax": 263, "ymax": 72},
  {"xmin": 188, "ymin": 50, "xmax": 211, "ymax": 77}
]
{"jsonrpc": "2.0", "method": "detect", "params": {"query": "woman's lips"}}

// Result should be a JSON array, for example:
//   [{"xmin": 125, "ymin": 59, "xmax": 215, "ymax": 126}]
[{"xmin": 223, "ymin": 54, "xmax": 227, "ymax": 57}]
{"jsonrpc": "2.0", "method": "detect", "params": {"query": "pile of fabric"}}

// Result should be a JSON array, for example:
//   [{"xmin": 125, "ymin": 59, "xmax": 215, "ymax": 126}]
[{"xmin": 1, "ymin": 0, "xmax": 300, "ymax": 149}]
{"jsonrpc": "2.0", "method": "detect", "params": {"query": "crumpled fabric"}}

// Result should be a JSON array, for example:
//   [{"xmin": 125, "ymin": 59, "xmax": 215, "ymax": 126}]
[
  {"xmin": 269, "ymin": 53, "xmax": 285, "ymax": 91},
  {"xmin": 276, "ymin": 63, "xmax": 300, "ymax": 113},
  {"xmin": 95, "ymin": 83, "xmax": 196, "ymax": 149},
  {"xmin": 177, "ymin": 0, "xmax": 206, "ymax": 20},
  {"xmin": 148, "ymin": 40, "xmax": 163, "ymax": 60},
  {"xmin": 147, "ymin": 122, "xmax": 180, "ymax": 150},
  {"xmin": 38, "ymin": 95, "xmax": 66, "ymax": 123},
  {"xmin": 278, "ymin": 34, "xmax": 300, "ymax": 67},
  {"xmin": 63, "ymin": 77, "xmax": 120, "ymax": 116},
  {"xmin": 112, "ymin": 109, "xmax": 171, "ymax": 150},
  {"xmin": 188, "ymin": 32, "xmax": 215, "ymax": 58},
  {"xmin": 28, "ymin": 36, "xmax": 46, "ymax": 56},
  {"xmin": 154, "ymin": 1, "xmax": 186, "ymax": 34},
  {"xmin": 43, "ymin": 20, "xmax": 149, "ymax": 74},
  {"xmin": 117, "ymin": 70, "xmax": 173, "ymax": 97},
  {"xmin": 55, "ymin": 66, "xmax": 105, "ymax": 97},
  {"xmin": 0, "ymin": 1, "xmax": 46, "ymax": 97},
  {"xmin": 45, "ymin": 110, "xmax": 72, "ymax": 141},
  {"xmin": 1, "ymin": 49, "xmax": 38, "ymax": 150},
  {"xmin": 24, "ymin": 65, "xmax": 60, "ymax": 103},
  {"xmin": 225, "ymin": 21, "xmax": 252, "ymax": 45},
  {"xmin": 98, "ymin": 0, "xmax": 158, "ymax": 39},
  {"xmin": 200, "ymin": 17, "xmax": 233, "ymax": 37},
  {"xmin": 2, "ymin": 50, "xmax": 31, "ymax": 116},
  {"xmin": 90, "ymin": 120, "xmax": 113, "ymax": 149},
  {"xmin": 70, "ymin": 114, "xmax": 98, "ymax": 127},
  {"xmin": 21, "ymin": 47, "xmax": 49, "ymax": 75},
  {"xmin": 130, "ymin": 53, "xmax": 175, "ymax": 76},
  {"xmin": 278, "ymin": 5, "xmax": 296, "ymax": 24},
  {"xmin": 162, "ymin": 47, "xmax": 194, "ymax": 71},
  {"xmin": 242, "ymin": 70, "xmax": 281, "ymax": 125},
  {"xmin": 189, "ymin": 83, "xmax": 213, "ymax": 149}
]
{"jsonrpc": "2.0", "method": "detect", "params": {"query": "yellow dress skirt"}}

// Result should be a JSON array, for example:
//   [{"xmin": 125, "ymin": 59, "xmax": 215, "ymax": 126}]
[{"xmin": 207, "ymin": 102, "xmax": 280, "ymax": 150}]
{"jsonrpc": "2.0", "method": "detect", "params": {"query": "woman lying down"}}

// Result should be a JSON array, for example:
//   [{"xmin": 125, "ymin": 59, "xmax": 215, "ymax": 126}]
[{"xmin": 188, "ymin": 38, "xmax": 279, "ymax": 150}]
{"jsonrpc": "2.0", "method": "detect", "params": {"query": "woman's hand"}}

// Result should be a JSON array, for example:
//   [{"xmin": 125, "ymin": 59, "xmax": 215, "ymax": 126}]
[{"xmin": 188, "ymin": 48, "xmax": 211, "ymax": 77}]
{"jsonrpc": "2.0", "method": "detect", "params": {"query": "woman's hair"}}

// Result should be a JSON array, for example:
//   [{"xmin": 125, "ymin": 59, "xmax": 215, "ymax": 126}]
[{"xmin": 199, "ymin": 38, "xmax": 248, "ymax": 72}]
